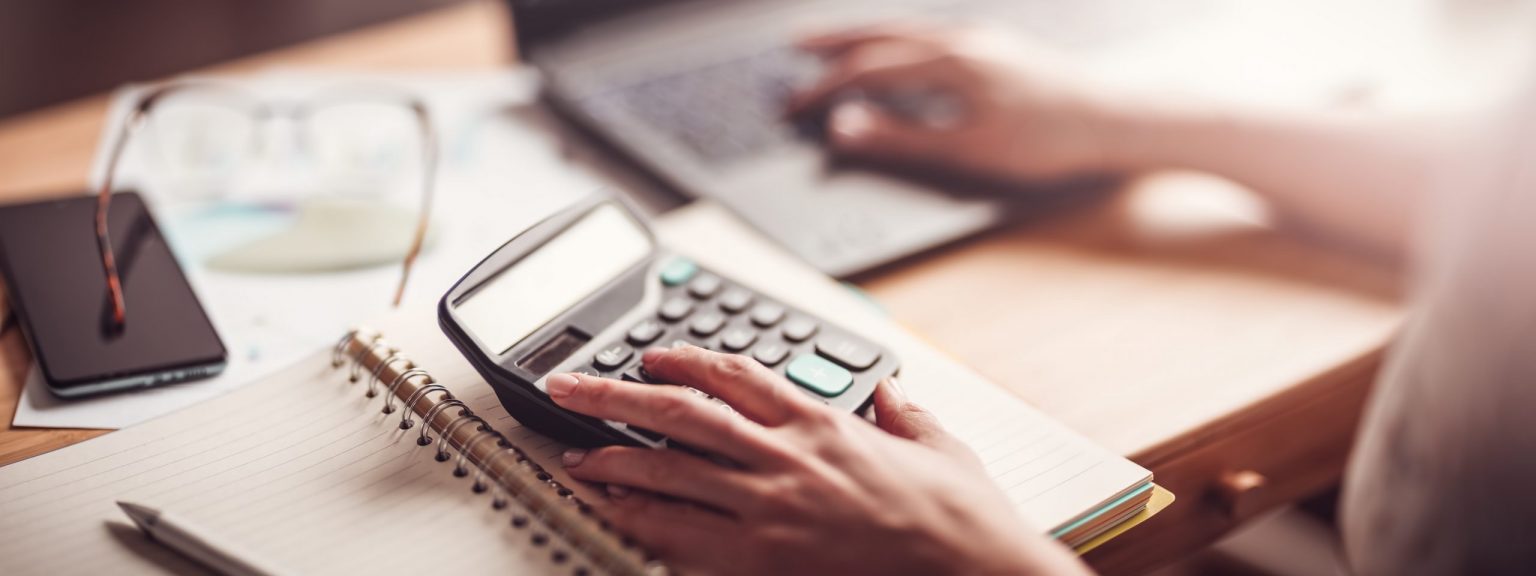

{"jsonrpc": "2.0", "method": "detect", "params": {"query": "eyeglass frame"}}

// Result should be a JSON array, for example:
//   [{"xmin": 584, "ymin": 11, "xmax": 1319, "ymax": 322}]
[{"xmin": 94, "ymin": 81, "xmax": 439, "ymax": 328}]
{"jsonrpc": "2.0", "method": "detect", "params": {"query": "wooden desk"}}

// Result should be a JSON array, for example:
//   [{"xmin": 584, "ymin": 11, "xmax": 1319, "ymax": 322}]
[{"xmin": 0, "ymin": 2, "xmax": 1403, "ymax": 574}]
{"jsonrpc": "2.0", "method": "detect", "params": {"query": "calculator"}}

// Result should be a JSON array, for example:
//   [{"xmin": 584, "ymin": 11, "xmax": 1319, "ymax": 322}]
[{"xmin": 439, "ymin": 193, "xmax": 900, "ymax": 448}]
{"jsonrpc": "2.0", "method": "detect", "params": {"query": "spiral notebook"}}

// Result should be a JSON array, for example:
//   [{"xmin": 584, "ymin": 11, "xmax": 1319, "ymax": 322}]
[{"xmin": 0, "ymin": 203, "xmax": 1160, "ymax": 575}]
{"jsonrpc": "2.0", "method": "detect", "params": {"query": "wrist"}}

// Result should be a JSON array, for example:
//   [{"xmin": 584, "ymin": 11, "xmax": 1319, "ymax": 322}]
[{"xmin": 1088, "ymin": 88, "xmax": 1223, "ymax": 174}]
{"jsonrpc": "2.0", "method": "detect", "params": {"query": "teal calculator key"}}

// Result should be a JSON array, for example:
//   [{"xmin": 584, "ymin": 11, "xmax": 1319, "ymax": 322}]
[
  {"xmin": 786, "ymin": 354, "xmax": 853, "ymax": 397},
  {"xmin": 659, "ymin": 257, "xmax": 698, "ymax": 286}
]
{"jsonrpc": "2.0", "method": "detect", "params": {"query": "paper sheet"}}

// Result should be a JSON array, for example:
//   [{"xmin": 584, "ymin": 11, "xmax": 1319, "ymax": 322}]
[{"xmin": 12, "ymin": 68, "xmax": 616, "ymax": 429}]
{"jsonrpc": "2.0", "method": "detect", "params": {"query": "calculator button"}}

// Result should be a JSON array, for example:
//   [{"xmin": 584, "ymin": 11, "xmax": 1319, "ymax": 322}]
[
  {"xmin": 719, "ymin": 328, "xmax": 758, "ymax": 352},
  {"xmin": 593, "ymin": 343, "xmax": 634, "ymax": 371},
  {"xmin": 687, "ymin": 274, "xmax": 722, "ymax": 299},
  {"xmin": 689, "ymin": 312, "xmax": 727, "ymax": 337},
  {"xmin": 781, "ymin": 317, "xmax": 820, "ymax": 342},
  {"xmin": 751, "ymin": 342, "xmax": 790, "ymax": 366},
  {"xmin": 667, "ymin": 338, "xmax": 704, "ymax": 350},
  {"xmin": 718, "ymin": 288, "xmax": 754, "ymax": 313},
  {"xmin": 659, "ymin": 297, "xmax": 695, "ymax": 323},
  {"xmin": 815, "ymin": 337, "xmax": 881, "ymax": 371},
  {"xmin": 749, "ymin": 303, "xmax": 786, "ymax": 327},
  {"xmin": 659, "ymin": 257, "xmax": 698, "ymax": 287},
  {"xmin": 626, "ymin": 319, "xmax": 665, "ymax": 345},
  {"xmin": 786, "ymin": 354, "xmax": 854, "ymax": 397}
]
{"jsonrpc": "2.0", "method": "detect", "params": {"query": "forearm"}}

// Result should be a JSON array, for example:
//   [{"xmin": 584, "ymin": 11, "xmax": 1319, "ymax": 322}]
[{"xmin": 1100, "ymin": 97, "xmax": 1446, "ymax": 255}]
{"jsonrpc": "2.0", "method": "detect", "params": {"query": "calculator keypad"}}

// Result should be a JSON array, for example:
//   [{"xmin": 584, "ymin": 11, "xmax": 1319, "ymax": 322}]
[{"xmin": 581, "ymin": 256, "xmax": 896, "ymax": 446}]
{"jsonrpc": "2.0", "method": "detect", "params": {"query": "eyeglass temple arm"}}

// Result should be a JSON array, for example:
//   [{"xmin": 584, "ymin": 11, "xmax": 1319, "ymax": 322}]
[
  {"xmin": 391, "ymin": 100, "xmax": 438, "ymax": 308},
  {"xmin": 97, "ymin": 85, "xmax": 203, "ymax": 328},
  {"xmin": 95, "ymin": 101, "xmax": 158, "ymax": 328}
]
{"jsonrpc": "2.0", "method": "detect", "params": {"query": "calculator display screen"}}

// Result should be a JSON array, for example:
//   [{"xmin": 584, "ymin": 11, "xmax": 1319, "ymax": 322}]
[{"xmin": 456, "ymin": 203, "xmax": 652, "ymax": 355}]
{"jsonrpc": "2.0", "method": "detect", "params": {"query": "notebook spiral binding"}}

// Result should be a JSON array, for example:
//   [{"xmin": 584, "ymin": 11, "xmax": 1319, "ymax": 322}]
[{"xmin": 330, "ymin": 328, "xmax": 659, "ymax": 576}]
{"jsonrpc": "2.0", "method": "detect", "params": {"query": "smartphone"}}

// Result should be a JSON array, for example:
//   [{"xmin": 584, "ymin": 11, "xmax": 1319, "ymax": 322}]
[{"xmin": 0, "ymin": 192, "xmax": 226, "ymax": 398}]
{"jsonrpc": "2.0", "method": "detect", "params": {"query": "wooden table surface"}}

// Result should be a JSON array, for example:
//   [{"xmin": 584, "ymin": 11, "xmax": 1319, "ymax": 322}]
[{"xmin": 0, "ymin": 2, "xmax": 1404, "ymax": 574}]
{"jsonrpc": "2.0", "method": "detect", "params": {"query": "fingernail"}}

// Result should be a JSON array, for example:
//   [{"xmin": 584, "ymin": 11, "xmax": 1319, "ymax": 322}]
[
  {"xmin": 606, "ymin": 484, "xmax": 631, "ymax": 499},
  {"xmin": 832, "ymin": 103, "xmax": 873, "ymax": 139},
  {"xmin": 546, "ymin": 373, "xmax": 579, "ymax": 398},
  {"xmin": 642, "ymin": 347, "xmax": 667, "ymax": 363},
  {"xmin": 562, "ymin": 448, "xmax": 587, "ymax": 468}
]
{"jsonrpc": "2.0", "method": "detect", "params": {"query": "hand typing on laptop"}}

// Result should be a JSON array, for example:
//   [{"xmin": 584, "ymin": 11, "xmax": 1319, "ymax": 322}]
[
  {"xmin": 789, "ymin": 23, "xmax": 1122, "ymax": 185},
  {"xmin": 549, "ymin": 345, "xmax": 1091, "ymax": 576}
]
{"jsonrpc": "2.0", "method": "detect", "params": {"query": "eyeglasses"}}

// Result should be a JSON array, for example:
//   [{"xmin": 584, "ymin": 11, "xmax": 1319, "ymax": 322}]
[{"xmin": 95, "ymin": 81, "xmax": 439, "ymax": 328}]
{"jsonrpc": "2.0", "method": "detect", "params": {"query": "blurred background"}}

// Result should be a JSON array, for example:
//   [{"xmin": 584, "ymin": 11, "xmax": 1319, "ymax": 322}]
[{"xmin": 0, "ymin": 0, "xmax": 465, "ymax": 118}]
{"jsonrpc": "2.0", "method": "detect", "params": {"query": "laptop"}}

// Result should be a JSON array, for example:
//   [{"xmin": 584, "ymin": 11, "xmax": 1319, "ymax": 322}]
[{"xmin": 507, "ymin": 0, "xmax": 1207, "ymax": 277}]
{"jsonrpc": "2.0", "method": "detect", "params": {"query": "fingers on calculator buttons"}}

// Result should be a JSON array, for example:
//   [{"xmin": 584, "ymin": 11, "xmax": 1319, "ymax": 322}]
[
  {"xmin": 659, "ymin": 297, "xmax": 695, "ymax": 323},
  {"xmin": 814, "ymin": 337, "xmax": 881, "ymax": 371},
  {"xmin": 687, "ymin": 274, "xmax": 722, "ymax": 299},
  {"xmin": 720, "ymin": 328, "xmax": 758, "ymax": 352},
  {"xmin": 752, "ymin": 342, "xmax": 790, "ymax": 366},
  {"xmin": 749, "ymin": 303, "xmax": 786, "ymax": 327},
  {"xmin": 786, "ymin": 354, "xmax": 854, "ymax": 397},
  {"xmin": 689, "ymin": 312, "xmax": 727, "ymax": 337},
  {"xmin": 593, "ymin": 343, "xmax": 634, "ymax": 371},
  {"xmin": 621, "ymin": 368, "xmax": 655, "ymax": 384},
  {"xmin": 626, "ymin": 319, "xmax": 665, "ymax": 345},
  {"xmin": 782, "ymin": 317, "xmax": 819, "ymax": 342},
  {"xmin": 659, "ymin": 257, "xmax": 699, "ymax": 287},
  {"xmin": 718, "ymin": 288, "xmax": 754, "ymax": 313}
]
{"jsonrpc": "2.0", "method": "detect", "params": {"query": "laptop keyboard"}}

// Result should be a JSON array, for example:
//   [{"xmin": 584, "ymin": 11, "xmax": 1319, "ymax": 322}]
[{"xmin": 576, "ymin": 46, "xmax": 824, "ymax": 165}]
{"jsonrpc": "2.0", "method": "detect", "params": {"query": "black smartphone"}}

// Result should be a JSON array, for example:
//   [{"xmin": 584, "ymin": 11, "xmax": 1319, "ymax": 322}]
[{"xmin": 0, "ymin": 192, "xmax": 226, "ymax": 398}]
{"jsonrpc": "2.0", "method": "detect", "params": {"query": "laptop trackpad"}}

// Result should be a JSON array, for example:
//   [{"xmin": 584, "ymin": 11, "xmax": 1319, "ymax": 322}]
[{"xmin": 711, "ymin": 152, "xmax": 1010, "ymax": 275}]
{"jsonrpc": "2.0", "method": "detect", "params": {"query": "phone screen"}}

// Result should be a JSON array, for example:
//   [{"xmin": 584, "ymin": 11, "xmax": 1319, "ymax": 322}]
[{"xmin": 0, "ymin": 192, "xmax": 225, "ymax": 397}]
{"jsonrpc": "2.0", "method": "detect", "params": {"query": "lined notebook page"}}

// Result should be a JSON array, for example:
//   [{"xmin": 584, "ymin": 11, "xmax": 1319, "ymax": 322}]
[
  {"xmin": 0, "ymin": 343, "xmax": 598, "ymax": 575},
  {"xmin": 654, "ymin": 203, "xmax": 1152, "ymax": 531}
]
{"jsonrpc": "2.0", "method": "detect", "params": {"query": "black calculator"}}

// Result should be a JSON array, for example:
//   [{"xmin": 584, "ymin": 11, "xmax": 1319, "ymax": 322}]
[{"xmin": 440, "ymin": 193, "xmax": 899, "ymax": 448}]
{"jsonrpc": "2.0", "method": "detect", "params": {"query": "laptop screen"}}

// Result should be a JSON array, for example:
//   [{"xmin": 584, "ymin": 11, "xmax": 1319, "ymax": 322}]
[{"xmin": 507, "ymin": 0, "xmax": 694, "ymax": 56}]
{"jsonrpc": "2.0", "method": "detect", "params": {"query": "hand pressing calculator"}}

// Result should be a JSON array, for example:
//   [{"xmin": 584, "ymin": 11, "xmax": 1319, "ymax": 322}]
[{"xmin": 440, "ymin": 193, "xmax": 899, "ymax": 448}]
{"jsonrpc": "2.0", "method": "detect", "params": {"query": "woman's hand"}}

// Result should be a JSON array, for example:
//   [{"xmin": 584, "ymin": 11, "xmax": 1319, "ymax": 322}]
[
  {"xmin": 544, "ymin": 345, "xmax": 1092, "ymax": 576},
  {"xmin": 790, "ymin": 24, "xmax": 1126, "ymax": 184}
]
